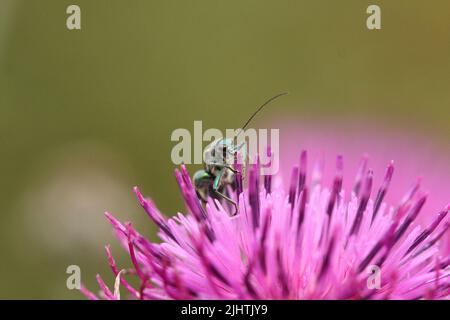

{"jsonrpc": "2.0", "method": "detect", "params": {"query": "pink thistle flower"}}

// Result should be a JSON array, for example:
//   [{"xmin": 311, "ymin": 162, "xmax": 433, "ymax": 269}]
[
  {"xmin": 275, "ymin": 120, "xmax": 450, "ymax": 253},
  {"xmin": 82, "ymin": 153, "xmax": 450, "ymax": 300}
]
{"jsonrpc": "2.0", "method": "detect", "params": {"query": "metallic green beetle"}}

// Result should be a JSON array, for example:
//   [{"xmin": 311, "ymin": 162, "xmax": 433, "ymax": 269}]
[
  {"xmin": 193, "ymin": 138, "xmax": 244, "ymax": 216},
  {"xmin": 193, "ymin": 92, "xmax": 288, "ymax": 216}
]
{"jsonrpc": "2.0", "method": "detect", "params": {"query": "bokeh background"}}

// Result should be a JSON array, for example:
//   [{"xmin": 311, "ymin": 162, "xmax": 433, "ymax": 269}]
[{"xmin": 0, "ymin": 0, "xmax": 449, "ymax": 299}]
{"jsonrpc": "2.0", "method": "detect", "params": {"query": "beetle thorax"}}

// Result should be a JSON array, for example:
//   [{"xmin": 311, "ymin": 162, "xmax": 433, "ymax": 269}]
[{"xmin": 204, "ymin": 139, "xmax": 235, "ymax": 168}]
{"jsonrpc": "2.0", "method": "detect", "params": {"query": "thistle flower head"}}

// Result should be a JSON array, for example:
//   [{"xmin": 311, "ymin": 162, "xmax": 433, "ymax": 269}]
[{"xmin": 82, "ymin": 152, "xmax": 450, "ymax": 300}]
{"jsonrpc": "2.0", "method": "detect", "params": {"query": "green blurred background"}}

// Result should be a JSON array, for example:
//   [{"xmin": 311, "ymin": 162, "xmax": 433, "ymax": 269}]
[{"xmin": 0, "ymin": 0, "xmax": 449, "ymax": 299}]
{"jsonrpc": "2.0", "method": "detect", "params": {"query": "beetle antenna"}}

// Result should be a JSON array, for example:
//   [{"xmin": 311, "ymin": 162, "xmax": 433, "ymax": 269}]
[{"xmin": 237, "ymin": 92, "xmax": 288, "ymax": 135}]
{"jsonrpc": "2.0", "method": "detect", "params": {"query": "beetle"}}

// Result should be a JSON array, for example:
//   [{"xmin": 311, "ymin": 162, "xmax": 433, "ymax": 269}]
[{"xmin": 193, "ymin": 92, "xmax": 288, "ymax": 216}]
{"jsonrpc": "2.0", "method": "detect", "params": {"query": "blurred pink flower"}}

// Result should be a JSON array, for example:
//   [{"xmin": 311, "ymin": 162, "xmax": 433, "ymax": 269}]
[
  {"xmin": 276, "ymin": 119, "xmax": 450, "ymax": 252},
  {"xmin": 82, "ymin": 153, "xmax": 450, "ymax": 299}
]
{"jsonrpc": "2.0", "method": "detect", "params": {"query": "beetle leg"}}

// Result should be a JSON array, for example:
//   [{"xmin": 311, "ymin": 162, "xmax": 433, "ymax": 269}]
[
  {"xmin": 213, "ymin": 169, "xmax": 224, "ymax": 190},
  {"xmin": 216, "ymin": 163, "xmax": 240, "ymax": 175},
  {"xmin": 213, "ymin": 189, "xmax": 239, "ymax": 216},
  {"xmin": 224, "ymin": 165, "xmax": 239, "ymax": 174},
  {"xmin": 213, "ymin": 170, "xmax": 239, "ymax": 216}
]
